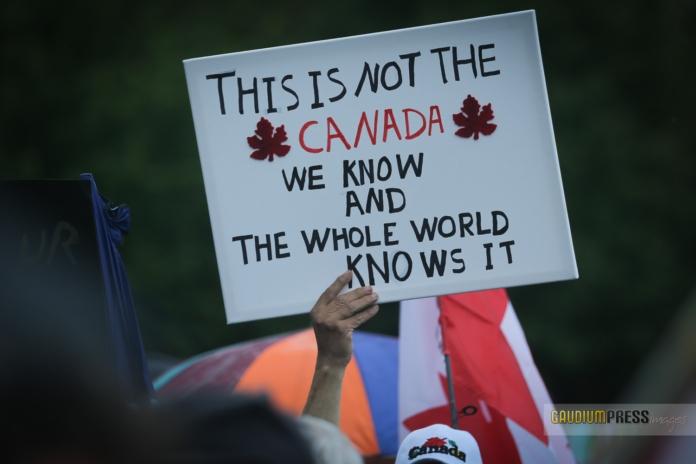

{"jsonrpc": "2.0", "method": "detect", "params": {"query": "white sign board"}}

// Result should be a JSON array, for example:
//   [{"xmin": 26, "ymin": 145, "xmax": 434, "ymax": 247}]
[{"xmin": 184, "ymin": 10, "xmax": 577, "ymax": 323}]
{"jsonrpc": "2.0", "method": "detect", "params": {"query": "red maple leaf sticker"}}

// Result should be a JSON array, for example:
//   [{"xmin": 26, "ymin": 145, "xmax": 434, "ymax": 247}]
[
  {"xmin": 247, "ymin": 117, "xmax": 291, "ymax": 161},
  {"xmin": 423, "ymin": 437, "xmax": 447, "ymax": 447},
  {"xmin": 452, "ymin": 95, "xmax": 497, "ymax": 140}
]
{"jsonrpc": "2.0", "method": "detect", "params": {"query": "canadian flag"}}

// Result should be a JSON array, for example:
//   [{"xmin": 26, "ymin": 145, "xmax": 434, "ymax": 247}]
[{"xmin": 399, "ymin": 290, "xmax": 575, "ymax": 464}]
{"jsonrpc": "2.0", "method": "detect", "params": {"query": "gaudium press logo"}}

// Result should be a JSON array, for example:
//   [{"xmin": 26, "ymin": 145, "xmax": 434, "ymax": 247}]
[
  {"xmin": 544, "ymin": 404, "xmax": 694, "ymax": 436},
  {"xmin": 550, "ymin": 408, "xmax": 649, "ymax": 425}
]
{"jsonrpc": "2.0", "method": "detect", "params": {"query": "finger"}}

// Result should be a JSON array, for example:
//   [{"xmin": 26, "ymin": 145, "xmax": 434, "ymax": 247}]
[
  {"xmin": 332, "ymin": 296, "xmax": 356, "ymax": 320},
  {"xmin": 346, "ymin": 304, "xmax": 379, "ymax": 328},
  {"xmin": 342, "ymin": 285, "xmax": 373, "ymax": 303},
  {"xmin": 345, "ymin": 292, "xmax": 379, "ymax": 317},
  {"xmin": 319, "ymin": 271, "xmax": 353, "ymax": 303}
]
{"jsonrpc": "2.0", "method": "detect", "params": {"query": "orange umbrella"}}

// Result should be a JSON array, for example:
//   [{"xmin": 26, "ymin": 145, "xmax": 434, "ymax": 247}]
[{"xmin": 155, "ymin": 329, "xmax": 398, "ymax": 457}]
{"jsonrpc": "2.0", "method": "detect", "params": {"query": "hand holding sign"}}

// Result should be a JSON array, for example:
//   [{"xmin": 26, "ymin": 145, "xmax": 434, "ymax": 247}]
[
  {"xmin": 310, "ymin": 271, "xmax": 379, "ymax": 367},
  {"xmin": 304, "ymin": 271, "xmax": 379, "ymax": 425}
]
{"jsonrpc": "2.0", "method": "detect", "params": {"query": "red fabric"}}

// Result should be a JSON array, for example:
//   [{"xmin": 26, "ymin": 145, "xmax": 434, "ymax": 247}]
[
  {"xmin": 438, "ymin": 290, "xmax": 546, "ymax": 443},
  {"xmin": 403, "ymin": 374, "xmax": 521, "ymax": 464}
]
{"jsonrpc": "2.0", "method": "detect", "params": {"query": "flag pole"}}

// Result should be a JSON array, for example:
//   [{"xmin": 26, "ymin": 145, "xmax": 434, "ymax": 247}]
[{"xmin": 443, "ymin": 352, "xmax": 459, "ymax": 429}]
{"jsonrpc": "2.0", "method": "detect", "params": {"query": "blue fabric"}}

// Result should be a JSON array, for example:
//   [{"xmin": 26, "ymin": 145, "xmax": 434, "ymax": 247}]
[
  {"xmin": 352, "ymin": 331, "xmax": 398, "ymax": 456},
  {"xmin": 81, "ymin": 173, "xmax": 152, "ymax": 399}
]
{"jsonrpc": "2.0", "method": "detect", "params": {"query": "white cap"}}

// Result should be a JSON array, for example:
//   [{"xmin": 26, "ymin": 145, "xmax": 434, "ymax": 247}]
[{"xmin": 395, "ymin": 424, "xmax": 483, "ymax": 464}]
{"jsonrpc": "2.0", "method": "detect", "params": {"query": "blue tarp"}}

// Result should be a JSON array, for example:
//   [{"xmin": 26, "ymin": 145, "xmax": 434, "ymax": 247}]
[{"xmin": 82, "ymin": 173, "xmax": 152, "ymax": 399}]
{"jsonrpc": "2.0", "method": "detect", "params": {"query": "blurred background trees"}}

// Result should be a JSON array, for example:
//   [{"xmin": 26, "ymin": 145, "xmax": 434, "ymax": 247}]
[{"xmin": 2, "ymin": 0, "xmax": 694, "ymax": 403}]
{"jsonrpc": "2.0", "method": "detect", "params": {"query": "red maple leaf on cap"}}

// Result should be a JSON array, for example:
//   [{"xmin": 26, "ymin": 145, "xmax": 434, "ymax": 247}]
[
  {"xmin": 453, "ymin": 95, "xmax": 497, "ymax": 140},
  {"xmin": 423, "ymin": 437, "xmax": 447, "ymax": 447},
  {"xmin": 247, "ymin": 117, "xmax": 291, "ymax": 161}
]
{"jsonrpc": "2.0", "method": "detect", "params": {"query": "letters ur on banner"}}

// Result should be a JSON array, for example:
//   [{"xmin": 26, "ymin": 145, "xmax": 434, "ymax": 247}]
[{"xmin": 184, "ymin": 10, "xmax": 578, "ymax": 323}]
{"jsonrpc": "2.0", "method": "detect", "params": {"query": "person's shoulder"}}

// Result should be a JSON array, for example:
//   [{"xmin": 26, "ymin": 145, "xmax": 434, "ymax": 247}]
[{"xmin": 296, "ymin": 415, "xmax": 363, "ymax": 464}]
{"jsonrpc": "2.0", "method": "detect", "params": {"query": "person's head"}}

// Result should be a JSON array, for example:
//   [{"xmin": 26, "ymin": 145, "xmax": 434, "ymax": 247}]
[{"xmin": 395, "ymin": 424, "xmax": 482, "ymax": 464}]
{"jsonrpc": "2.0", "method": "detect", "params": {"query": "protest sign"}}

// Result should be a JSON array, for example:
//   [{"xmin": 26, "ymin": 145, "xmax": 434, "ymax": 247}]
[{"xmin": 184, "ymin": 10, "xmax": 577, "ymax": 323}]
